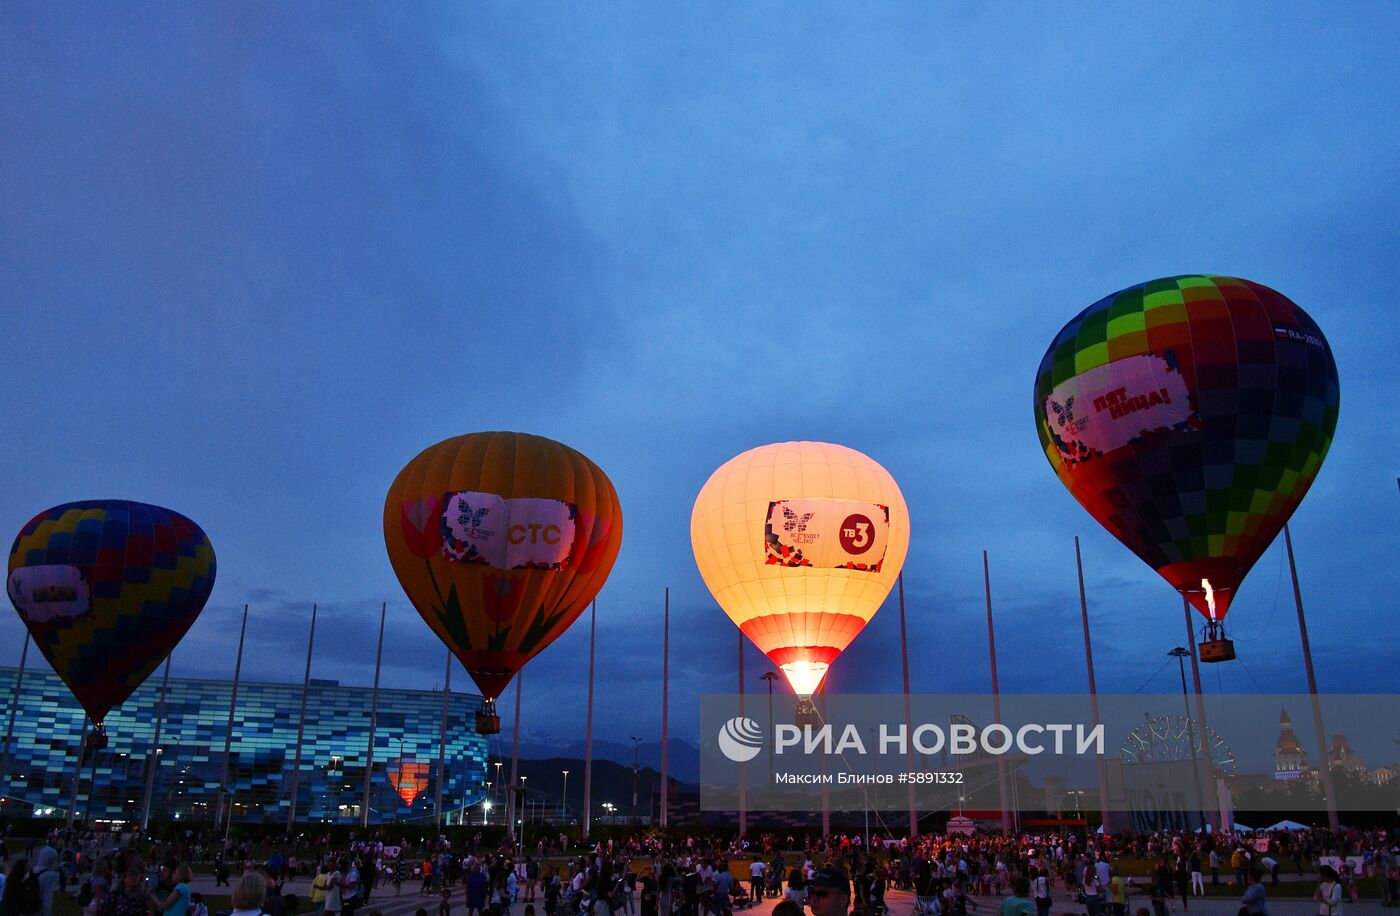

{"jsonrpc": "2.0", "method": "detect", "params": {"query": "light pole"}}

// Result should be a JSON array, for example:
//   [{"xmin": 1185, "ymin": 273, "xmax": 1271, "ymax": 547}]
[
  {"xmin": 482, "ymin": 800, "xmax": 491, "ymax": 826},
  {"xmin": 629, "ymin": 737, "xmax": 641, "ymax": 824},
  {"xmin": 562, "ymin": 770, "xmax": 569, "ymax": 821},
  {"xmin": 1169, "ymin": 647, "xmax": 1207, "ymax": 829},
  {"xmin": 494, "ymin": 761, "xmax": 503, "ymax": 805}
]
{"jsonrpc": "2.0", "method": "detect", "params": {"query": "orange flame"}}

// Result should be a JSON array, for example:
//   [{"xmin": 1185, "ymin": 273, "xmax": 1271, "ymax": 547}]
[{"xmin": 1201, "ymin": 578, "xmax": 1216, "ymax": 620}]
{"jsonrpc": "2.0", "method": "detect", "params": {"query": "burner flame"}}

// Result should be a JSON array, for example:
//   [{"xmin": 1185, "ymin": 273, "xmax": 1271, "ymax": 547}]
[{"xmin": 1201, "ymin": 578, "xmax": 1216, "ymax": 620}]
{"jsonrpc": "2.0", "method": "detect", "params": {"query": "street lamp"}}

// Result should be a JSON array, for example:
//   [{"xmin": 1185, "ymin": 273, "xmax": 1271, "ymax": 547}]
[
  {"xmin": 1169, "ymin": 646, "xmax": 1207, "ymax": 828},
  {"xmin": 482, "ymin": 800, "xmax": 491, "ymax": 826},
  {"xmin": 629, "ymin": 737, "xmax": 641, "ymax": 824},
  {"xmin": 561, "ymin": 770, "xmax": 569, "ymax": 820}
]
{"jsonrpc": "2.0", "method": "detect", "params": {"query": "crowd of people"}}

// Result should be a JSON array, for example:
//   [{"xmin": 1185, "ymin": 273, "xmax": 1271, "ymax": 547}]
[{"xmin": 0, "ymin": 823, "xmax": 1396, "ymax": 916}]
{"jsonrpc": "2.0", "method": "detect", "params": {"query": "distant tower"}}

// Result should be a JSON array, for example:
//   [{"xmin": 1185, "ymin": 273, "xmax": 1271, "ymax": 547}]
[{"xmin": 1274, "ymin": 708, "xmax": 1308, "ymax": 781}]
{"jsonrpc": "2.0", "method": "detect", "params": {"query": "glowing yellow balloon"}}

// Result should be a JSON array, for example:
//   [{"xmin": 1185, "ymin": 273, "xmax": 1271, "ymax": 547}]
[{"xmin": 690, "ymin": 441, "xmax": 910, "ymax": 696}]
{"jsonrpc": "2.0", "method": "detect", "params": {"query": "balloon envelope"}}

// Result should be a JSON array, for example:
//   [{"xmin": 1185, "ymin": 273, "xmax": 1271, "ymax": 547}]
[
  {"xmin": 1034, "ymin": 275, "xmax": 1339, "ymax": 620},
  {"xmin": 384, "ymin": 431, "xmax": 623, "ymax": 701},
  {"xmin": 6, "ymin": 500, "xmax": 217, "ymax": 724},
  {"xmin": 691, "ymin": 441, "xmax": 910, "ymax": 696}
]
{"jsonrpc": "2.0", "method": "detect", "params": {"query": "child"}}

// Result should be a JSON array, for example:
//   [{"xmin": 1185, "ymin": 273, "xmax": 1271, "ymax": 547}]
[
  {"xmin": 191, "ymin": 893, "xmax": 209, "ymax": 916},
  {"xmin": 440, "ymin": 887, "xmax": 453, "ymax": 916}
]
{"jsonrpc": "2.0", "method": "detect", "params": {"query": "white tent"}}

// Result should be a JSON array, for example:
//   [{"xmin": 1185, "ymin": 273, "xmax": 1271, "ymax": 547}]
[{"xmin": 1267, "ymin": 819, "xmax": 1309, "ymax": 830}]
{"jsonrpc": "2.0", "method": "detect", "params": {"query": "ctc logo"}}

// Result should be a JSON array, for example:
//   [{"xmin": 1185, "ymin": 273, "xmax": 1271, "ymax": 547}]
[{"xmin": 508, "ymin": 523, "xmax": 563, "ymax": 545}]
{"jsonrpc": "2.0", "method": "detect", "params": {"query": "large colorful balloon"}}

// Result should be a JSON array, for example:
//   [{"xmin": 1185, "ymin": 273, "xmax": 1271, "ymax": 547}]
[
  {"xmin": 384, "ymin": 432, "xmax": 622, "ymax": 726},
  {"xmin": 1034, "ymin": 275, "xmax": 1339, "ymax": 651},
  {"xmin": 7, "ymin": 500, "xmax": 217, "ymax": 725},
  {"xmin": 691, "ymin": 441, "xmax": 910, "ymax": 697}
]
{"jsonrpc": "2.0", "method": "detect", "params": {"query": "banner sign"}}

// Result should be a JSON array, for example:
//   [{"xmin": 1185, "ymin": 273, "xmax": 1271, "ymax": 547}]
[
  {"xmin": 441, "ymin": 492, "xmax": 577, "ymax": 570},
  {"xmin": 1044, "ymin": 353, "xmax": 1195, "ymax": 463},
  {"xmin": 764, "ymin": 499, "xmax": 890, "ymax": 572}
]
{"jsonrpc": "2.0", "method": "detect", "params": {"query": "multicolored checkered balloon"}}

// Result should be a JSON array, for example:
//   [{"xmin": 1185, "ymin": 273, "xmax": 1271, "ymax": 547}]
[
  {"xmin": 1034, "ymin": 276, "xmax": 1339, "ymax": 625},
  {"xmin": 7, "ymin": 500, "xmax": 217, "ymax": 724}
]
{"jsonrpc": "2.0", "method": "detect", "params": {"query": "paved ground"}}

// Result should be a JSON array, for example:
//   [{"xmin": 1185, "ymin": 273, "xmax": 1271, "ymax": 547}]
[{"xmin": 171, "ymin": 876, "xmax": 1393, "ymax": 916}]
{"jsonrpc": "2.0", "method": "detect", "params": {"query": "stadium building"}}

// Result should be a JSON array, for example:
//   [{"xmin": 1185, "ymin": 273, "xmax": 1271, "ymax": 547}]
[{"xmin": 0, "ymin": 666, "xmax": 490, "ymax": 824}]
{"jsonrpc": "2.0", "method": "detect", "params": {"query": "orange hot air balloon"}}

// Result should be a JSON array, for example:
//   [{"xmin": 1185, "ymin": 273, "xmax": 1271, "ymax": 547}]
[
  {"xmin": 691, "ymin": 441, "xmax": 910, "ymax": 705},
  {"xmin": 384, "ymin": 432, "xmax": 622, "ymax": 733},
  {"xmin": 388, "ymin": 758, "xmax": 429, "ymax": 807}
]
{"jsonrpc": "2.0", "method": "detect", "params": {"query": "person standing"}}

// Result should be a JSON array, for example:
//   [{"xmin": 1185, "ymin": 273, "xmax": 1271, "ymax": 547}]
[
  {"xmin": 1209, "ymin": 849, "xmax": 1220, "ymax": 888},
  {"xmin": 323, "ymin": 860, "xmax": 344, "ymax": 916},
  {"xmin": 149, "ymin": 865, "xmax": 193, "ymax": 916},
  {"xmin": 1188, "ymin": 850, "xmax": 1203, "ymax": 897},
  {"xmin": 999, "ymin": 877, "xmax": 1034, "ymax": 916},
  {"xmin": 807, "ymin": 866, "xmax": 851, "ymax": 916},
  {"xmin": 1242, "ymin": 871, "xmax": 1268, "ymax": 916},
  {"xmin": 1315, "ymin": 865, "xmax": 1343, "ymax": 916},
  {"xmin": 1031, "ymin": 869, "xmax": 1051, "ymax": 916}
]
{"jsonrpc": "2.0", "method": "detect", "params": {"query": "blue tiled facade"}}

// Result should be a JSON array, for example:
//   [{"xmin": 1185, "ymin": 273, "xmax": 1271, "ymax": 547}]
[{"xmin": 0, "ymin": 666, "xmax": 489, "ymax": 824}]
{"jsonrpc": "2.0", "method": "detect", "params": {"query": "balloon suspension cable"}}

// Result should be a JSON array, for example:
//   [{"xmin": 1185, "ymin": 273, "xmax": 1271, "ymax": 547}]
[{"xmin": 800, "ymin": 693, "xmax": 898, "ymax": 841}]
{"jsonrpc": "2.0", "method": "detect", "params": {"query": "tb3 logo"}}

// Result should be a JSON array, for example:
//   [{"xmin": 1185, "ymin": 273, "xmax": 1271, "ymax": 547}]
[{"xmin": 839, "ymin": 514, "xmax": 874, "ymax": 554}]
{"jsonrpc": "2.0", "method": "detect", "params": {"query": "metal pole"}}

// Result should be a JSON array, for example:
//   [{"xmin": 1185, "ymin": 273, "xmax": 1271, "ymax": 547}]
[
  {"xmin": 361, "ymin": 602, "xmax": 386, "ymax": 828},
  {"xmin": 660, "ymin": 588, "xmax": 669, "ymax": 829},
  {"xmin": 215, "ymin": 605, "xmax": 248, "ymax": 827},
  {"xmin": 140, "ymin": 653, "xmax": 173, "ymax": 830},
  {"xmin": 1285, "ymin": 523, "xmax": 1340, "ymax": 832},
  {"xmin": 287, "ymin": 603, "xmax": 317, "ymax": 830},
  {"xmin": 819, "ymin": 686, "xmax": 829, "ymax": 838},
  {"xmin": 1170, "ymin": 649, "xmax": 1206, "ymax": 830},
  {"xmin": 898, "ymin": 573, "xmax": 916, "ymax": 838},
  {"xmin": 66, "ymin": 716, "xmax": 89, "ymax": 828},
  {"xmin": 509, "ymin": 669, "xmax": 522, "ymax": 833},
  {"xmin": 583, "ymin": 599, "xmax": 596, "ymax": 842},
  {"xmin": 1075, "ymin": 538, "xmax": 1111, "ymax": 833},
  {"xmin": 0, "ymin": 632, "xmax": 30, "ymax": 793},
  {"xmin": 738, "ymin": 629, "xmax": 746, "ymax": 838},
  {"xmin": 1181, "ymin": 597, "xmax": 1218, "ymax": 830},
  {"xmin": 983, "ymin": 551, "xmax": 1011, "ymax": 835},
  {"xmin": 436, "ymin": 647, "xmax": 451, "ymax": 829}
]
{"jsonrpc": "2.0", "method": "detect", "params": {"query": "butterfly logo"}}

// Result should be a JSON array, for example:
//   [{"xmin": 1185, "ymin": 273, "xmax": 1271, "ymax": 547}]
[
  {"xmin": 1048, "ymin": 395, "xmax": 1086, "ymax": 433},
  {"xmin": 782, "ymin": 506, "xmax": 815, "ymax": 533}
]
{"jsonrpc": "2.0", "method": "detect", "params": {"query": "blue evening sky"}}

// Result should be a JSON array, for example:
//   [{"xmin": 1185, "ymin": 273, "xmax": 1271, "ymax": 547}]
[{"xmin": 3, "ymin": 4, "xmax": 1398, "ymax": 757}]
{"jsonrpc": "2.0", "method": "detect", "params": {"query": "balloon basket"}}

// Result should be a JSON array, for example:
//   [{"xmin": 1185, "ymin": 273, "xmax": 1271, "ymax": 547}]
[
  {"xmin": 794, "ymin": 697, "xmax": 821, "ymax": 728},
  {"xmin": 1198, "ymin": 620, "xmax": 1234, "ymax": 662},
  {"xmin": 1198, "ymin": 638, "xmax": 1235, "ymax": 663},
  {"xmin": 86, "ymin": 725, "xmax": 109, "ymax": 753},
  {"xmin": 476, "ymin": 699, "xmax": 501, "ymax": 735}
]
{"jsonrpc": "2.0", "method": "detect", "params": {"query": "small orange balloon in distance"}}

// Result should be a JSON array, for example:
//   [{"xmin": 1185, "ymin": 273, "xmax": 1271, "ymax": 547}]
[
  {"xmin": 384, "ymin": 431, "xmax": 623, "ymax": 703},
  {"xmin": 691, "ymin": 441, "xmax": 910, "ymax": 697}
]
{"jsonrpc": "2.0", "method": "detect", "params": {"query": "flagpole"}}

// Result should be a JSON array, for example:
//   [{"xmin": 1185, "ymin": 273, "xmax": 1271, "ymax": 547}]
[
  {"xmin": 583, "ymin": 599, "xmax": 596, "ymax": 843},
  {"xmin": 436, "ymin": 648, "xmax": 451, "ymax": 828},
  {"xmin": 738, "ymin": 629, "xmax": 746, "ymax": 838},
  {"xmin": 0, "ymin": 632, "xmax": 30, "ymax": 794},
  {"xmin": 66, "ymin": 715, "xmax": 89, "ymax": 828},
  {"xmin": 140, "ymin": 653, "xmax": 173, "ymax": 830},
  {"xmin": 1182, "ymin": 598, "xmax": 1218, "ymax": 831},
  {"xmin": 214, "ymin": 605, "xmax": 248, "ymax": 827},
  {"xmin": 983, "ymin": 551, "xmax": 1011, "ymax": 835},
  {"xmin": 361, "ymin": 602, "xmax": 386, "ymax": 828},
  {"xmin": 287, "ymin": 604, "xmax": 317, "ymax": 830},
  {"xmin": 898, "ymin": 574, "xmax": 916, "ymax": 838},
  {"xmin": 508, "ymin": 669, "xmax": 522, "ymax": 835},
  {"xmin": 1075, "ymin": 538, "xmax": 1111, "ymax": 833},
  {"xmin": 1285, "ymin": 523, "xmax": 1340, "ymax": 832},
  {"xmin": 660, "ymin": 588, "xmax": 670, "ymax": 829}
]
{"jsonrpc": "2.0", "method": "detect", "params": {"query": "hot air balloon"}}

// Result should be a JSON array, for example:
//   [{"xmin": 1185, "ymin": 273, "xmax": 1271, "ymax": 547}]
[
  {"xmin": 384, "ymin": 432, "xmax": 623, "ymax": 734},
  {"xmin": 388, "ymin": 758, "xmax": 429, "ymax": 807},
  {"xmin": 691, "ymin": 441, "xmax": 910, "ymax": 721},
  {"xmin": 6, "ymin": 500, "xmax": 217, "ymax": 746},
  {"xmin": 1034, "ymin": 275, "xmax": 1339, "ymax": 660}
]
